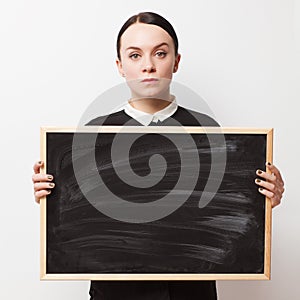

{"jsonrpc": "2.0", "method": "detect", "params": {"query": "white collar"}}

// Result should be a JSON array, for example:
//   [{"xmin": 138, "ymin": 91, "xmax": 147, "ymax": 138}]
[{"xmin": 124, "ymin": 95, "xmax": 178, "ymax": 126}]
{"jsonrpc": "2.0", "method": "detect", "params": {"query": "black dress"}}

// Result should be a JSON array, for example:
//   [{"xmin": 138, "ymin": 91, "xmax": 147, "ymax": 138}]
[{"xmin": 87, "ymin": 106, "xmax": 219, "ymax": 300}]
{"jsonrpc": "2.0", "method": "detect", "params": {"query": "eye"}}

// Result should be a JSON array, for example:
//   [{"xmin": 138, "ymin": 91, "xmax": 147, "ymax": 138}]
[
  {"xmin": 156, "ymin": 51, "xmax": 167, "ymax": 58},
  {"xmin": 129, "ymin": 53, "xmax": 140, "ymax": 60}
]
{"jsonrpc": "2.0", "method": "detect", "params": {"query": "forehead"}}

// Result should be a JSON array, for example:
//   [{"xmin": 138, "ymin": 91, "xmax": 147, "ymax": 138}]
[{"xmin": 120, "ymin": 23, "xmax": 174, "ymax": 50}]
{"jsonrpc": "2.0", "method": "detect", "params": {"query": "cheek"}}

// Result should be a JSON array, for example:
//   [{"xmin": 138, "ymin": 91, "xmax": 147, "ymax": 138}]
[
  {"xmin": 121, "ymin": 60, "xmax": 139, "ymax": 79},
  {"xmin": 159, "ymin": 60, "xmax": 175, "ymax": 78}
]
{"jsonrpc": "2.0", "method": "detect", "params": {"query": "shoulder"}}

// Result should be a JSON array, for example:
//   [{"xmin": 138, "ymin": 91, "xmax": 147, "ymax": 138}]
[
  {"xmin": 86, "ymin": 110, "xmax": 132, "ymax": 126},
  {"xmin": 173, "ymin": 106, "xmax": 220, "ymax": 127}
]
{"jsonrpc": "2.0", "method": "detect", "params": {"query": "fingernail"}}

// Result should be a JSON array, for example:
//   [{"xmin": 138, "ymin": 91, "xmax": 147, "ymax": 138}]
[
  {"xmin": 47, "ymin": 190, "xmax": 51, "ymax": 194},
  {"xmin": 259, "ymin": 188, "xmax": 264, "ymax": 192},
  {"xmin": 49, "ymin": 183, "xmax": 55, "ymax": 187},
  {"xmin": 47, "ymin": 175, "xmax": 53, "ymax": 180},
  {"xmin": 257, "ymin": 169, "xmax": 263, "ymax": 175},
  {"xmin": 255, "ymin": 179, "xmax": 261, "ymax": 183}
]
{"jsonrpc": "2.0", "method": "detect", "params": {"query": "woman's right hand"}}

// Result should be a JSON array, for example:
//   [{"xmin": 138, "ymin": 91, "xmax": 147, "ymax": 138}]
[{"xmin": 32, "ymin": 161, "xmax": 55, "ymax": 204}]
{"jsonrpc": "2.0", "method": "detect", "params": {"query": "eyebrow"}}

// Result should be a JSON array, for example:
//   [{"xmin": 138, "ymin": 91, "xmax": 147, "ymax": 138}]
[{"xmin": 125, "ymin": 42, "xmax": 170, "ymax": 51}]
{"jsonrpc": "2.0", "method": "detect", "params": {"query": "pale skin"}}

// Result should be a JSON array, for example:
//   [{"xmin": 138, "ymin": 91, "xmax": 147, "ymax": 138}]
[
  {"xmin": 116, "ymin": 23, "xmax": 181, "ymax": 113},
  {"xmin": 32, "ymin": 22, "xmax": 285, "ymax": 207}
]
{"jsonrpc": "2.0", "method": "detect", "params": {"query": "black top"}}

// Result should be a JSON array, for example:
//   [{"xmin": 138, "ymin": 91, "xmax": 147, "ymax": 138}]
[
  {"xmin": 87, "ymin": 106, "xmax": 218, "ymax": 300},
  {"xmin": 87, "ymin": 106, "xmax": 219, "ymax": 127}
]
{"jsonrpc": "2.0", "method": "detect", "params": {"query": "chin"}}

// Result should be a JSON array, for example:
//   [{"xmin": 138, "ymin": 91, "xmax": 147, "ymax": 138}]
[
  {"xmin": 127, "ymin": 78, "xmax": 171, "ymax": 100},
  {"xmin": 135, "ymin": 87, "xmax": 171, "ymax": 100}
]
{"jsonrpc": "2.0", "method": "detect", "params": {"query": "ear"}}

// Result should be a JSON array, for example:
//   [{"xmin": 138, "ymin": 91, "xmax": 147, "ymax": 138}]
[
  {"xmin": 116, "ymin": 58, "xmax": 125, "ymax": 77},
  {"xmin": 173, "ymin": 53, "xmax": 181, "ymax": 73}
]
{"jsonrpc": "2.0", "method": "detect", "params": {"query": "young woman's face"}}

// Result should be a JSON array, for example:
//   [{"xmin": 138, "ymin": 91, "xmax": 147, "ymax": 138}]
[{"xmin": 116, "ymin": 23, "xmax": 181, "ymax": 100}]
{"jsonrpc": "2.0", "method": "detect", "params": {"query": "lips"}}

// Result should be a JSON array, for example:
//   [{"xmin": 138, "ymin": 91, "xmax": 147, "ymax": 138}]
[{"xmin": 141, "ymin": 78, "xmax": 159, "ymax": 82}]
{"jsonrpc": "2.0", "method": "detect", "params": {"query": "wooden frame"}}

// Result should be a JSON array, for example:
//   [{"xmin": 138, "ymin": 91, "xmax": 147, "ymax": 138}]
[{"xmin": 40, "ymin": 126, "xmax": 273, "ymax": 280}]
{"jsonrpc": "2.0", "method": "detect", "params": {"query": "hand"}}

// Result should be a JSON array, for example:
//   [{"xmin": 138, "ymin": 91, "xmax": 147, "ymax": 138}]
[
  {"xmin": 32, "ymin": 161, "xmax": 55, "ymax": 204},
  {"xmin": 255, "ymin": 162, "xmax": 285, "ymax": 208}
]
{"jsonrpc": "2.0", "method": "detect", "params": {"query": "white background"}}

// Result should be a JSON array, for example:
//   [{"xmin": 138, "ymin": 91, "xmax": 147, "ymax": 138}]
[{"xmin": 0, "ymin": 0, "xmax": 299, "ymax": 299}]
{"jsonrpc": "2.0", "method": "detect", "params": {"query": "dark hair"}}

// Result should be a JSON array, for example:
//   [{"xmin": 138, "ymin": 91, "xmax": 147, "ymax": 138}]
[{"xmin": 116, "ymin": 12, "xmax": 179, "ymax": 60}]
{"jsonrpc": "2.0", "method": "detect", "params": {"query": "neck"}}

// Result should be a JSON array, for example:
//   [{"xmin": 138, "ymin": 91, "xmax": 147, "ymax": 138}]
[{"xmin": 129, "ymin": 98, "xmax": 172, "ymax": 114}]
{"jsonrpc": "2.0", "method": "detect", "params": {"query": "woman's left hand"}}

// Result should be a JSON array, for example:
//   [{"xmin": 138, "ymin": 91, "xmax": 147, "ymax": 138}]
[{"xmin": 255, "ymin": 162, "xmax": 285, "ymax": 208}]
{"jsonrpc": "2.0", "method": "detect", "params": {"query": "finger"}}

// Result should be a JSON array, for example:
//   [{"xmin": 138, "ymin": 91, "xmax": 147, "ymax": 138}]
[
  {"xmin": 256, "ymin": 169, "xmax": 276, "ymax": 182},
  {"xmin": 32, "ymin": 173, "xmax": 53, "ymax": 183},
  {"xmin": 255, "ymin": 178, "xmax": 275, "ymax": 192},
  {"xmin": 34, "ymin": 182, "xmax": 55, "ymax": 192},
  {"xmin": 258, "ymin": 187, "xmax": 274, "ymax": 199},
  {"xmin": 256, "ymin": 179, "xmax": 284, "ymax": 205},
  {"xmin": 33, "ymin": 160, "xmax": 44, "ymax": 174},
  {"xmin": 266, "ymin": 162, "xmax": 284, "ymax": 184},
  {"xmin": 35, "ymin": 189, "xmax": 51, "ymax": 204},
  {"xmin": 258, "ymin": 187, "xmax": 282, "ymax": 208}
]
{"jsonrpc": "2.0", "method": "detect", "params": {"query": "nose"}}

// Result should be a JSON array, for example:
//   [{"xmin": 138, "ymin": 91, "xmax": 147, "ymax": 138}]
[
  {"xmin": 143, "ymin": 65, "xmax": 156, "ymax": 73},
  {"xmin": 142, "ymin": 57, "xmax": 156, "ymax": 73}
]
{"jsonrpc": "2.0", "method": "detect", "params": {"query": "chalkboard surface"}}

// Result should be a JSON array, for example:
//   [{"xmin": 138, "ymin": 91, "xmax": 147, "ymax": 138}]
[{"xmin": 40, "ymin": 127, "xmax": 272, "ymax": 280}]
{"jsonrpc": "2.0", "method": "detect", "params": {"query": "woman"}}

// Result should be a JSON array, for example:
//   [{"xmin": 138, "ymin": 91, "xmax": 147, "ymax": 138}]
[{"xmin": 32, "ymin": 12, "xmax": 285, "ymax": 300}]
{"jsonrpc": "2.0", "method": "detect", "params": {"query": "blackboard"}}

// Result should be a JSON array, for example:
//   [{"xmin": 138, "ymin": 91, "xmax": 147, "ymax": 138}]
[{"xmin": 40, "ymin": 127, "xmax": 273, "ymax": 280}]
